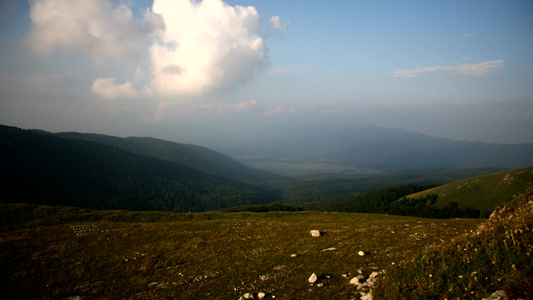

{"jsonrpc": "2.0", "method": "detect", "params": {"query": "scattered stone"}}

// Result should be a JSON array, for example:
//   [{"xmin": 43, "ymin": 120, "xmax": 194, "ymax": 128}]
[
  {"xmin": 243, "ymin": 292, "xmax": 254, "ymax": 299},
  {"xmin": 342, "ymin": 273, "xmax": 350, "ymax": 278},
  {"xmin": 351, "ymin": 271, "xmax": 381, "ymax": 287},
  {"xmin": 369, "ymin": 271, "xmax": 379, "ymax": 279},
  {"xmin": 482, "ymin": 290, "xmax": 508, "ymax": 300},
  {"xmin": 310, "ymin": 230, "xmax": 321, "ymax": 237},
  {"xmin": 360, "ymin": 292, "xmax": 373, "ymax": 300},
  {"xmin": 290, "ymin": 254, "xmax": 298, "ymax": 257},
  {"xmin": 273, "ymin": 265, "xmax": 286, "ymax": 271},
  {"xmin": 317, "ymin": 283, "xmax": 324, "ymax": 287},
  {"xmin": 257, "ymin": 292, "xmax": 266, "ymax": 299},
  {"xmin": 308, "ymin": 273, "xmax": 318, "ymax": 284},
  {"xmin": 320, "ymin": 247, "xmax": 337, "ymax": 252},
  {"xmin": 349, "ymin": 275, "xmax": 365, "ymax": 286},
  {"xmin": 358, "ymin": 251, "xmax": 366, "ymax": 256},
  {"xmin": 66, "ymin": 297, "xmax": 81, "ymax": 300},
  {"xmin": 148, "ymin": 282, "xmax": 159, "ymax": 287},
  {"xmin": 259, "ymin": 275, "xmax": 269, "ymax": 281}
]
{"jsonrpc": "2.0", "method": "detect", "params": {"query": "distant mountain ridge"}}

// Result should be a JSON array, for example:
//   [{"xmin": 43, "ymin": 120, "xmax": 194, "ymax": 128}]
[
  {"xmin": 0, "ymin": 125, "xmax": 278, "ymax": 212},
  {"xmin": 212, "ymin": 122, "xmax": 533, "ymax": 171}
]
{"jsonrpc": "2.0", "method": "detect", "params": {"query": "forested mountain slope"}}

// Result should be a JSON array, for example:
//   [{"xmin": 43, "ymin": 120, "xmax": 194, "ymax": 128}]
[
  {"xmin": 0, "ymin": 125, "xmax": 278, "ymax": 212},
  {"xmin": 49, "ymin": 132, "xmax": 279, "ymax": 182}
]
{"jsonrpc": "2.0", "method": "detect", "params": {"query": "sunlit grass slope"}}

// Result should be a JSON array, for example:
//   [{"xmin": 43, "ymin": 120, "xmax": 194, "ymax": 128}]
[
  {"xmin": 405, "ymin": 166, "xmax": 533, "ymax": 213},
  {"xmin": 0, "ymin": 204, "xmax": 482, "ymax": 299},
  {"xmin": 374, "ymin": 192, "xmax": 533, "ymax": 299}
]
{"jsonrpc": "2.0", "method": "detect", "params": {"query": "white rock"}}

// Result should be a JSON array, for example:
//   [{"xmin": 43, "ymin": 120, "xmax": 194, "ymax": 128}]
[
  {"xmin": 308, "ymin": 273, "xmax": 318, "ymax": 284},
  {"xmin": 358, "ymin": 251, "xmax": 366, "ymax": 256},
  {"xmin": 320, "ymin": 247, "xmax": 337, "ymax": 252},
  {"xmin": 317, "ymin": 283, "xmax": 324, "ymax": 287},
  {"xmin": 369, "ymin": 271, "xmax": 379, "ymax": 279},
  {"xmin": 291, "ymin": 254, "xmax": 298, "ymax": 257},
  {"xmin": 243, "ymin": 292, "xmax": 254, "ymax": 299},
  {"xmin": 257, "ymin": 292, "xmax": 265, "ymax": 299},
  {"xmin": 310, "ymin": 230, "xmax": 321, "ymax": 237},
  {"xmin": 360, "ymin": 292, "xmax": 373, "ymax": 300},
  {"xmin": 349, "ymin": 275, "xmax": 365, "ymax": 286}
]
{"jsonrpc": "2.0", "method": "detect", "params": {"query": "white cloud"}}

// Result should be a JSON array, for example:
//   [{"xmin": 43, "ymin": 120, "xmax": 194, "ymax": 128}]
[
  {"xmin": 392, "ymin": 60, "xmax": 505, "ymax": 78},
  {"xmin": 91, "ymin": 77, "xmax": 140, "ymax": 100},
  {"xmin": 148, "ymin": 0, "xmax": 266, "ymax": 100},
  {"xmin": 234, "ymin": 99, "xmax": 259, "ymax": 112},
  {"xmin": 25, "ymin": 0, "xmax": 162, "ymax": 62},
  {"xmin": 269, "ymin": 16, "xmax": 288, "ymax": 30},
  {"xmin": 25, "ymin": 0, "xmax": 277, "ymax": 110}
]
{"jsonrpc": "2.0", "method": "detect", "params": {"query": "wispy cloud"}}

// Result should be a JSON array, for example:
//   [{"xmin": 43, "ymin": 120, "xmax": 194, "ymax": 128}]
[
  {"xmin": 91, "ymin": 78, "xmax": 140, "ymax": 100},
  {"xmin": 392, "ymin": 60, "xmax": 505, "ymax": 78},
  {"xmin": 269, "ymin": 16, "xmax": 288, "ymax": 30}
]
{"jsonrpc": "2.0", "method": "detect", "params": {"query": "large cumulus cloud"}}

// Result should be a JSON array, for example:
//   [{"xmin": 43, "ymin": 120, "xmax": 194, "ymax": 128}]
[
  {"xmin": 24, "ymin": 0, "xmax": 285, "ymax": 117},
  {"xmin": 148, "ymin": 0, "xmax": 266, "ymax": 99}
]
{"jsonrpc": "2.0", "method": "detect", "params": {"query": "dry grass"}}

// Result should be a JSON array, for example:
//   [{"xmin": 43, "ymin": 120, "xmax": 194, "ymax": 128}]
[{"xmin": 0, "ymin": 204, "xmax": 483, "ymax": 299}]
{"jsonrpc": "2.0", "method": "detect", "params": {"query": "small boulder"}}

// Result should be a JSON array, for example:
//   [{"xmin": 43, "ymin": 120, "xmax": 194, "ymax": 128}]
[
  {"xmin": 482, "ymin": 290, "xmax": 508, "ymax": 300},
  {"xmin": 360, "ymin": 292, "xmax": 373, "ymax": 300},
  {"xmin": 257, "ymin": 292, "xmax": 266, "ymax": 299},
  {"xmin": 358, "ymin": 251, "xmax": 366, "ymax": 256},
  {"xmin": 349, "ymin": 275, "xmax": 365, "ymax": 286},
  {"xmin": 310, "ymin": 230, "xmax": 321, "ymax": 237},
  {"xmin": 243, "ymin": 292, "xmax": 254, "ymax": 299},
  {"xmin": 308, "ymin": 273, "xmax": 318, "ymax": 284}
]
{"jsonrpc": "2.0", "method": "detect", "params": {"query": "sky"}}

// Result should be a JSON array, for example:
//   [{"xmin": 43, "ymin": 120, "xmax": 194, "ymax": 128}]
[{"xmin": 0, "ymin": 0, "xmax": 532, "ymax": 146}]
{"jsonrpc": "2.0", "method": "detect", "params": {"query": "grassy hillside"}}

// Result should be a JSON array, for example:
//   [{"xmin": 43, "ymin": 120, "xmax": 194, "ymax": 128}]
[
  {"xmin": 0, "ymin": 203, "xmax": 483, "ymax": 299},
  {"xmin": 52, "ymin": 132, "xmax": 279, "ymax": 182},
  {"xmin": 0, "ymin": 125, "xmax": 278, "ymax": 212},
  {"xmin": 405, "ymin": 166, "xmax": 533, "ymax": 214},
  {"xmin": 374, "ymin": 192, "xmax": 533, "ymax": 299}
]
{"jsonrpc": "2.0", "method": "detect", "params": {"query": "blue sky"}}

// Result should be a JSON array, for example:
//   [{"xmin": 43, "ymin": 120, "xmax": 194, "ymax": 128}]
[{"xmin": 0, "ymin": 0, "xmax": 532, "ymax": 144}]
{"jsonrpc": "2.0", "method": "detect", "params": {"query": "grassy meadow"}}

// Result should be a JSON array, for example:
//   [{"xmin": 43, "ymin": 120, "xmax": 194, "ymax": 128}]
[{"xmin": 0, "ymin": 204, "xmax": 483, "ymax": 299}]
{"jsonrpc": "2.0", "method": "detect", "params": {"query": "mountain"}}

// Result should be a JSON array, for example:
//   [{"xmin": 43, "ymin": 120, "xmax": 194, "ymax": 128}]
[
  {"xmin": 45, "ymin": 132, "xmax": 279, "ymax": 182},
  {"xmin": 209, "ymin": 122, "xmax": 533, "ymax": 172},
  {"xmin": 0, "ymin": 125, "xmax": 278, "ymax": 212},
  {"xmin": 404, "ymin": 165, "xmax": 533, "ymax": 213}
]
